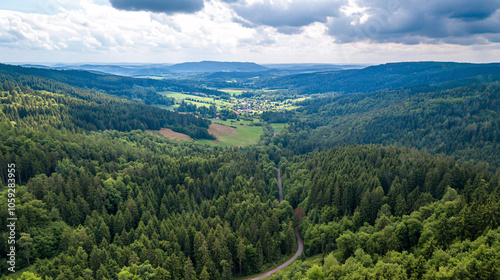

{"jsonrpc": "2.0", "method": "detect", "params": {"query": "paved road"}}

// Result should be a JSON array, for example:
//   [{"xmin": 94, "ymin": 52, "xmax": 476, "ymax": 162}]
[
  {"xmin": 243, "ymin": 168, "xmax": 303, "ymax": 280},
  {"xmin": 243, "ymin": 228, "xmax": 303, "ymax": 280}
]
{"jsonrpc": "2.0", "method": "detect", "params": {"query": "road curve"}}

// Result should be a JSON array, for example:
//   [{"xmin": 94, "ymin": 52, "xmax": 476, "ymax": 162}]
[
  {"xmin": 243, "ymin": 228, "xmax": 303, "ymax": 280},
  {"xmin": 243, "ymin": 168, "xmax": 303, "ymax": 280}
]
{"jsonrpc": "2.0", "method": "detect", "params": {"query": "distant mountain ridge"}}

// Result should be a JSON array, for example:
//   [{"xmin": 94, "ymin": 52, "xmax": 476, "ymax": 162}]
[
  {"xmin": 19, "ymin": 61, "xmax": 270, "ymax": 76},
  {"xmin": 168, "ymin": 61, "xmax": 269, "ymax": 73},
  {"xmin": 18, "ymin": 61, "xmax": 366, "ymax": 77},
  {"xmin": 0, "ymin": 63, "xmax": 225, "ymax": 105},
  {"xmin": 257, "ymin": 61, "xmax": 500, "ymax": 94}
]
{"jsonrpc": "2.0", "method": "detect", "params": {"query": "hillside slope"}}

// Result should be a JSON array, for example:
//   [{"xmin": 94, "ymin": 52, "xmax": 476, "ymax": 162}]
[
  {"xmin": 270, "ymin": 80, "xmax": 500, "ymax": 167},
  {"xmin": 257, "ymin": 62, "xmax": 500, "ymax": 94},
  {"xmin": 0, "ymin": 63, "xmax": 226, "ymax": 105},
  {"xmin": 0, "ymin": 70, "xmax": 214, "ymax": 139}
]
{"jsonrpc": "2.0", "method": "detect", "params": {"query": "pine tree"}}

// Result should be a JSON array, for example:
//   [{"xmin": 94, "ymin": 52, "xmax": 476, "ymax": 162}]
[
  {"xmin": 237, "ymin": 238, "xmax": 246, "ymax": 275},
  {"xmin": 199, "ymin": 266, "xmax": 210, "ymax": 280},
  {"xmin": 184, "ymin": 257, "xmax": 197, "ymax": 280}
]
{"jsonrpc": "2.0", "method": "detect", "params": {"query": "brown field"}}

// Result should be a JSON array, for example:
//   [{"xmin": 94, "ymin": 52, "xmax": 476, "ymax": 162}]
[
  {"xmin": 208, "ymin": 123, "xmax": 238, "ymax": 137},
  {"xmin": 147, "ymin": 128, "xmax": 192, "ymax": 140}
]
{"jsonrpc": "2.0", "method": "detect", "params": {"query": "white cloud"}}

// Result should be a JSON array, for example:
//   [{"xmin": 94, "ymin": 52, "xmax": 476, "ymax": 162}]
[{"xmin": 0, "ymin": 0, "xmax": 499, "ymax": 63}]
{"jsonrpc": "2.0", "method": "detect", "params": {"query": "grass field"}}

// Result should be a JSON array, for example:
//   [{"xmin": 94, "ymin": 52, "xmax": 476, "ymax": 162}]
[
  {"xmin": 212, "ymin": 119, "xmax": 259, "ymax": 126},
  {"xmin": 218, "ymin": 125, "xmax": 263, "ymax": 146},
  {"xmin": 196, "ymin": 119, "xmax": 264, "ymax": 146},
  {"xmin": 154, "ymin": 104, "xmax": 179, "ymax": 110},
  {"xmin": 220, "ymin": 88, "xmax": 246, "ymax": 96},
  {"xmin": 159, "ymin": 91, "xmax": 233, "ymax": 109},
  {"xmin": 197, "ymin": 139, "xmax": 233, "ymax": 147}
]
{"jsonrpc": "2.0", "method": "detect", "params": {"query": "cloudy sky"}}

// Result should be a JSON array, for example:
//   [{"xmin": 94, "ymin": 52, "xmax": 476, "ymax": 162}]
[{"xmin": 1, "ymin": 0, "xmax": 499, "ymax": 64}]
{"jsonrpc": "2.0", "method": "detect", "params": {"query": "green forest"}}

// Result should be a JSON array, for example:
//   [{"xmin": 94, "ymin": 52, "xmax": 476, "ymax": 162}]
[
  {"xmin": 0, "ymin": 62, "xmax": 499, "ymax": 279},
  {"xmin": 273, "ymin": 80, "xmax": 500, "ymax": 167}
]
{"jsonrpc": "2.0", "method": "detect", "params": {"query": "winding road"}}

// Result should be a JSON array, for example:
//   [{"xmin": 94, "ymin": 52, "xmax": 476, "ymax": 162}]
[{"xmin": 243, "ymin": 168, "xmax": 303, "ymax": 280}]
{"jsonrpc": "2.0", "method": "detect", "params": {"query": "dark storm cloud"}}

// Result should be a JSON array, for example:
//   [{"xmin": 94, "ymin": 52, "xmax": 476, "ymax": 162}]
[
  {"xmin": 230, "ymin": 0, "xmax": 342, "ymax": 29},
  {"xmin": 109, "ymin": 0, "xmax": 204, "ymax": 14},
  {"xmin": 326, "ymin": 0, "xmax": 500, "ymax": 44},
  {"xmin": 223, "ymin": 0, "xmax": 500, "ymax": 44},
  {"xmin": 107, "ymin": 0, "xmax": 500, "ymax": 44}
]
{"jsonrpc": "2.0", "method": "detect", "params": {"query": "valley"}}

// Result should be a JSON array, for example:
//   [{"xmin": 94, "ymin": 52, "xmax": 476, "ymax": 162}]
[
  {"xmin": 3, "ymin": 1, "xmax": 500, "ymax": 279},
  {"xmin": 0, "ymin": 61, "xmax": 499, "ymax": 280}
]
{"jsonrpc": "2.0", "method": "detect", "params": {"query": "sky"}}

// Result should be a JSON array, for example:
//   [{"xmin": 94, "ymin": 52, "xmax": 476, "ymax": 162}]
[{"xmin": 0, "ymin": 0, "xmax": 499, "ymax": 64}]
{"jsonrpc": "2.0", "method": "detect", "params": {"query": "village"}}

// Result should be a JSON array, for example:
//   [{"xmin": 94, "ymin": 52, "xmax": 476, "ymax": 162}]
[{"xmin": 159, "ymin": 90, "xmax": 295, "ymax": 119}]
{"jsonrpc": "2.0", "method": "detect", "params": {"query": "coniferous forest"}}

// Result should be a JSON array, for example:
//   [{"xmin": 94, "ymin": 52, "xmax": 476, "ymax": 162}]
[{"xmin": 0, "ymin": 62, "xmax": 499, "ymax": 280}]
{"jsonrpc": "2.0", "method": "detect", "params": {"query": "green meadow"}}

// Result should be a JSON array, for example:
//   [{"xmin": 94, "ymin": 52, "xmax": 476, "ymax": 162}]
[
  {"xmin": 205, "ymin": 119, "xmax": 265, "ymax": 146},
  {"xmin": 220, "ymin": 88, "xmax": 246, "ymax": 96},
  {"xmin": 159, "ymin": 91, "xmax": 233, "ymax": 109}
]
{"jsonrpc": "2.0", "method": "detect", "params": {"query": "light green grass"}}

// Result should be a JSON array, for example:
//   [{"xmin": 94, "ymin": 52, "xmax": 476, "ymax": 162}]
[
  {"xmin": 154, "ymin": 104, "xmax": 179, "ymax": 111},
  {"xmin": 196, "ymin": 139, "xmax": 233, "ymax": 147},
  {"xmin": 160, "ymin": 91, "xmax": 233, "ymax": 109},
  {"xmin": 209, "ymin": 119, "xmax": 264, "ymax": 146},
  {"xmin": 271, "ymin": 123, "xmax": 287, "ymax": 133},
  {"xmin": 185, "ymin": 100, "xmax": 212, "ymax": 108},
  {"xmin": 212, "ymin": 119, "xmax": 259, "ymax": 126},
  {"xmin": 220, "ymin": 88, "xmax": 246, "ymax": 96},
  {"xmin": 196, "ymin": 118, "xmax": 263, "ymax": 146},
  {"xmin": 219, "ymin": 124, "xmax": 264, "ymax": 146}
]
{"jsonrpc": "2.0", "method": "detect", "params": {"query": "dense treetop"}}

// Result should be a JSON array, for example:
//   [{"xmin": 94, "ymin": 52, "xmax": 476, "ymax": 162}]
[{"xmin": 1, "ymin": 62, "xmax": 499, "ymax": 279}]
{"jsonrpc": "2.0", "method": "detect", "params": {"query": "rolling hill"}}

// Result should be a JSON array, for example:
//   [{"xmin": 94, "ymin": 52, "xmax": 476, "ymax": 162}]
[{"xmin": 257, "ymin": 61, "xmax": 500, "ymax": 94}]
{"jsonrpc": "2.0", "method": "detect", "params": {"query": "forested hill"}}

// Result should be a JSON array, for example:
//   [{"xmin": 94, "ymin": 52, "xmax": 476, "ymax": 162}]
[
  {"xmin": 270, "ymin": 81, "xmax": 500, "ymax": 167},
  {"xmin": 0, "ymin": 70, "xmax": 214, "ymax": 139},
  {"xmin": 1, "ymin": 60, "xmax": 500, "ymax": 280},
  {"xmin": 168, "ymin": 61, "xmax": 269, "ymax": 73},
  {"xmin": 0, "ymin": 64, "xmax": 226, "ymax": 105},
  {"xmin": 256, "ymin": 62, "xmax": 500, "ymax": 94},
  {"xmin": 271, "ymin": 145, "xmax": 500, "ymax": 279}
]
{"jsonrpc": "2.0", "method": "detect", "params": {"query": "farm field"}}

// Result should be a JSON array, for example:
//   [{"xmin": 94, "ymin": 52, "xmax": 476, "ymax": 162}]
[
  {"xmin": 159, "ymin": 91, "xmax": 233, "ymax": 109},
  {"xmin": 195, "ymin": 120, "xmax": 264, "ymax": 146},
  {"xmin": 146, "ymin": 128, "xmax": 192, "ymax": 140},
  {"xmin": 220, "ymin": 88, "xmax": 246, "ymax": 96},
  {"xmin": 144, "ymin": 116, "xmax": 265, "ymax": 147},
  {"xmin": 213, "ymin": 121, "xmax": 264, "ymax": 146}
]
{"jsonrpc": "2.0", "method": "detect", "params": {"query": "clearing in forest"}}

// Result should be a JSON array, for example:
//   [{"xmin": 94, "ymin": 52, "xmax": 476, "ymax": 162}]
[
  {"xmin": 199, "ymin": 121, "xmax": 264, "ymax": 146},
  {"xmin": 208, "ymin": 123, "xmax": 238, "ymax": 137},
  {"xmin": 147, "ymin": 128, "xmax": 192, "ymax": 140}
]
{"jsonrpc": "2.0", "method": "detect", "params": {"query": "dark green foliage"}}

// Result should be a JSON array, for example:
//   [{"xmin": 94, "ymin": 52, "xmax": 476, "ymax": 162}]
[
  {"xmin": 1, "ymin": 62, "xmax": 500, "ymax": 280},
  {"xmin": 257, "ymin": 62, "xmax": 500, "ymax": 95},
  {"xmin": 260, "ymin": 111, "xmax": 295, "ymax": 123},
  {"xmin": 275, "ymin": 82, "xmax": 500, "ymax": 167},
  {"xmin": 0, "ymin": 76, "xmax": 214, "ymax": 139},
  {"xmin": 271, "ymin": 185, "xmax": 500, "ymax": 280},
  {"xmin": 269, "ymin": 146, "xmax": 500, "ymax": 280},
  {"xmin": 0, "ymin": 63, "xmax": 227, "ymax": 104},
  {"xmin": 0, "ymin": 125, "xmax": 294, "ymax": 278}
]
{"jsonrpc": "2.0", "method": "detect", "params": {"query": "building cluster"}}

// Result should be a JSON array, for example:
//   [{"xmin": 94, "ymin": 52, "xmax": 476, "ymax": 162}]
[{"xmin": 233, "ymin": 98, "xmax": 270, "ymax": 114}]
